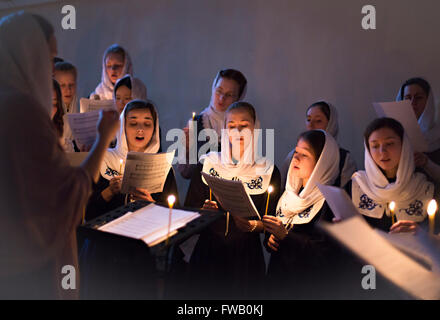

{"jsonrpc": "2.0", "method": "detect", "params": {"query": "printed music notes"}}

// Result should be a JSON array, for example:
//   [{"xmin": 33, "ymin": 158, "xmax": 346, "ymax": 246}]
[{"xmin": 121, "ymin": 150, "xmax": 175, "ymax": 194}]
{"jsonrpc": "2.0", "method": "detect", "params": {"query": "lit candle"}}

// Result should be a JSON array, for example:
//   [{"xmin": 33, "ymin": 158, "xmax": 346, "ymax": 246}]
[
  {"xmin": 166, "ymin": 195, "xmax": 176, "ymax": 245},
  {"xmin": 209, "ymin": 188, "xmax": 212, "ymax": 202},
  {"xmin": 192, "ymin": 112, "xmax": 196, "ymax": 121},
  {"xmin": 428, "ymin": 199, "xmax": 437, "ymax": 235},
  {"xmin": 264, "ymin": 186, "xmax": 273, "ymax": 216},
  {"xmin": 119, "ymin": 159, "xmax": 123, "ymax": 175},
  {"xmin": 389, "ymin": 201, "xmax": 396, "ymax": 225}
]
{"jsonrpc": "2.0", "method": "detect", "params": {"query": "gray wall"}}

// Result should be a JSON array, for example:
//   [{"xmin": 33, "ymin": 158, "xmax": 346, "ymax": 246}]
[{"xmin": 2, "ymin": 0, "xmax": 440, "ymax": 200}]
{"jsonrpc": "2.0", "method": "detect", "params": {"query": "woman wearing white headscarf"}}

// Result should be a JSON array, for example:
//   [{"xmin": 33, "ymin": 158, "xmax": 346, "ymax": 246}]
[
  {"xmin": 184, "ymin": 102, "xmax": 281, "ymax": 299},
  {"xmin": 178, "ymin": 69, "xmax": 248, "ymax": 179},
  {"xmin": 348, "ymin": 118, "xmax": 434, "ymax": 233},
  {"xmin": 396, "ymin": 77, "xmax": 440, "ymax": 187},
  {"xmin": 263, "ymin": 130, "xmax": 365, "ymax": 299},
  {"xmin": 0, "ymin": 12, "xmax": 119, "ymax": 299},
  {"xmin": 90, "ymin": 44, "xmax": 135, "ymax": 100},
  {"xmin": 280, "ymin": 101, "xmax": 357, "ymax": 190},
  {"xmin": 113, "ymin": 74, "xmax": 147, "ymax": 115},
  {"xmin": 85, "ymin": 99, "xmax": 178, "ymax": 221}
]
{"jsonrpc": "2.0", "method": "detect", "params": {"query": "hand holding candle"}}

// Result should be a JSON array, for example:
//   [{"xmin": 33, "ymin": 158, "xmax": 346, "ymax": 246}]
[
  {"xmin": 166, "ymin": 195, "xmax": 176, "ymax": 245},
  {"xmin": 428, "ymin": 199, "xmax": 437, "ymax": 235}
]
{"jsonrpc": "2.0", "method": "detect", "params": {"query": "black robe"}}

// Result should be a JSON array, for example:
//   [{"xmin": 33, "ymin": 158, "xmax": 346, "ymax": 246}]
[{"xmin": 184, "ymin": 162, "xmax": 281, "ymax": 299}]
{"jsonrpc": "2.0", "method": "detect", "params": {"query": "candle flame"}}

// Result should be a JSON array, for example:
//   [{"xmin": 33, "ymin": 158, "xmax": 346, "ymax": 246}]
[
  {"xmin": 168, "ymin": 195, "xmax": 176, "ymax": 207},
  {"xmin": 389, "ymin": 201, "xmax": 396, "ymax": 212},
  {"xmin": 268, "ymin": 185, "xmax": 273, "ymax": 193},
  {"xmin": 119, "ymin": 159, "xmax": 123, "ymax": 164},
  {"xmin": 428, "ymin": 199, "xmax": 437, "ymax": 217},
  {"xmin": 192, "ymin": 112, "xmax": 195, "ymax": 119}
]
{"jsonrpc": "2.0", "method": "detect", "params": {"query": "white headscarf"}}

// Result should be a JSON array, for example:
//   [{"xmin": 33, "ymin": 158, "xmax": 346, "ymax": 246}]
[
  {"xmin": 100, "ymin": 100, "xmax": 161, "ymax": 180},
  {"xmin": 276, "ymin": 130, "xmax": 340, "ymax": 225},
  {"xmin": 396, "ymin": 82, "xmax": 440, "ymax": 152},
  {"xmin": 201, "ymin": 114, "xmax": 273, "ymax": 195},
  {"xmin": 200, "ymin": 70, "xmax": 247, "ymax": 136},
  {"xmin": 306, "ymin": 101, "xmax": 339, "ymax": 138},
  {"xmin": 91, "ymin": 44, "xmax": 133, "ymax": 100},
  {"xmin": 352, "ymin": 134, "xmax": 434, "ymax": 222},
  {"xmin": 113, "ymin": 74, "xmax": 147, "ymax": 101},
  {"xmin": 326, "ymin": 102, "xmax": 339, "ymax": 138},
  {"xmin": 0, "ymin": 12, "xmax": 51, "ymax": 115}
]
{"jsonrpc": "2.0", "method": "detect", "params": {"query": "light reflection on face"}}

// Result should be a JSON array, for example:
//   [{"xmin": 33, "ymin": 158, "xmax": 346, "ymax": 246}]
[{"xmin": 125, "ymin": 108, "xmax": 155, "ymax": 152}]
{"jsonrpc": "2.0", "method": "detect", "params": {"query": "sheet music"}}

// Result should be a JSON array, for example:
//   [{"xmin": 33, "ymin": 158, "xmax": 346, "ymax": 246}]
[
  {"xmin": 373, "ymin": 100, "xmax": 429, "ymax": 152},
  {"xmin": 66, "ymin": 110, "xmax": 100, "ymax": 147},
  {"xmin": 80, "ymin": 98, "xmax": 115, "ymax": 113},
  {"xmin": 321, "ymin": 216, "xmax": 440, "ymax": 300},
  {"xmin": 65, "ymin": 152, "xmax": 88, "ymax": 167},
  {"xmin": 317, "ymin": 183, "xmax": 357, "ymax": 220},
  {"xmin": 201, "ymin": 172, "xmax": 261, "ymax": 219},
  {"xmin": 98, "ymin": 203, "xmax": 200, "ymax": 246},
  {"xmin": 121, "ymin": 150, "xmax": 175, "ymax": 194}
]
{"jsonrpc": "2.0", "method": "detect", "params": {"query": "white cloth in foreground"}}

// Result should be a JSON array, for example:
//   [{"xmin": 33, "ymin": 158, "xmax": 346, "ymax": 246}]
[
  {"xmin": 91, "ymin": 44, "xmax": 133, "ymax": 100},
  {"xmin": 100, "ymin": 100, "xmax": 160, "ymax": 180},
  {"xmin": 352, "ymin": 134, "xmax": 434, "ymax": 222},
  {"xmin": 396, "ymin": 84, "xmax": 440, "ymax": 152},
  {"xmin": 276, "ymin": 130, "xmax": 340, "ymax": 225},
  {"xmin": 0, "ymin": 12, "xmax": 92, "ymax": 299}
]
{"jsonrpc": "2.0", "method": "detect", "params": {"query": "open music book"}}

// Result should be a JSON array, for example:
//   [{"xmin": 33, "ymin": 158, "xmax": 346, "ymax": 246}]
[
  {"xmin": 201, "ymin": 172, "xmax": 261, "ymax": 219},
  {"xmin": 98, "ymin": 203, "xmax": 200, "ymax": 247}
]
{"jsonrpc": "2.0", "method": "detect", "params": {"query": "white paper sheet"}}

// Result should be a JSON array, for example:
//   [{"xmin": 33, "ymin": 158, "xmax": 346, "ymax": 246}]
[
  {"xmin": 321, "ymin": 216, "xmax": 440, "ymax": 300},
  {"xmin": 373, "ymin": 100, "xmax": 429, "ymax": 152},
  {"xmin": 317, "ymin": 183, "xmax": 358, "ymax": 220},
  {"xmin": 98, "ymin": 203, "xmax": 200, "ymax": 246},
  {"xmin": 121, "ymin": 150, "xmax": 175, "ymax": 194},
  {"xmin": 65, "ymin": 152, "xmax": 88, "ymax": 167},
  {"xmin": 80, "ymin": 98, "xmax": 115, "ymax": 113},
  {"xmin": 66, "ymin": 110, "xmax": 100, "ymax": 147},
  {"xmin": 201, "ymin": 172, "xmax": 261, "ymax": 219}
]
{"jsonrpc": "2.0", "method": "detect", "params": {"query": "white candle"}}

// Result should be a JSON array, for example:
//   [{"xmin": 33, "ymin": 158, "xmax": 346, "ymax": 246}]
[
  {"xmin": 166, "ymin": 195, "xmax": 176, "ymax": 245},
  {"xmin": 428, "ymin": 199, "xmax": 437, "ymax": 235},
  {"xmin": 119, "ymin": 159, "xmax": 123, "ymax": 175},
  {"xmin": 389, "ymin": 201, "xmax": 396, "ymax": 225}
]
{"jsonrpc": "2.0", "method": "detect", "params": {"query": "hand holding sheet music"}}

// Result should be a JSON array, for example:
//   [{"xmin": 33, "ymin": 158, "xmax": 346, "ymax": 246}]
[
  {"xmin": 80, "ymin": 98, "xmax": 115, "ymax": 113},
  {"xmin": 373, "ymin": 100, "xmax": 429, "ymax": 152},
  {"xmin": 66, "ymin": 110, "xmax": 100, "ymax": 147},
  {"xmin": 201, "ymin": 172, "xmax": 261, "ymax": 219},
  {"xmin": 121, "ymin": 150, "xmax": 175, "ymax": 194}
]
